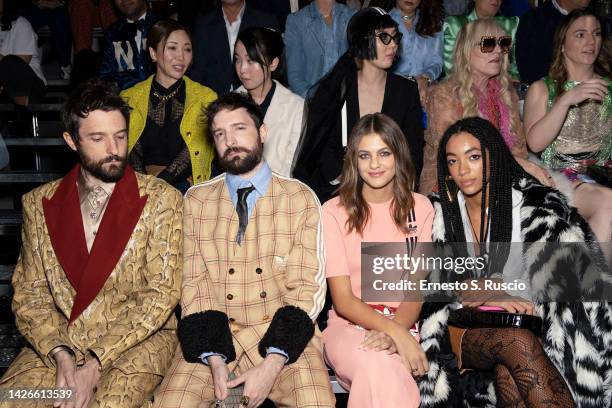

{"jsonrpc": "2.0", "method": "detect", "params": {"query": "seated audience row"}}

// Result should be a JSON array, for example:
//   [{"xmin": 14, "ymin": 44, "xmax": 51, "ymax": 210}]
[
  {"xmin": 293, "ymin": 7, "xmax": 424, "ymax": 203},
  {"xmin": 420, "ymin": 14, "xmax": 611, "ymax": 254},
  {"xmin": 1, "ymin": 80, "xmax": 609, "ymax": 407}
]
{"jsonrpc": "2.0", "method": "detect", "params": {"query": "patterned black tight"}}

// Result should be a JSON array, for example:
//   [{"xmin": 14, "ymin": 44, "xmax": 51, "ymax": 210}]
[{"xmin": 461, "ymin": 328, "xmax": 575, "ymax": 408}]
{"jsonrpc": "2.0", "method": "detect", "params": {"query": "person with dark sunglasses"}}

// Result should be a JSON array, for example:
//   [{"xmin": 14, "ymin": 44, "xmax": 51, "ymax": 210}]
[
  {"xmin": 419, "ymin": 19, "xmax": 554, "ymax": 196},
  {"xmin": 293, "ymin": 7, "xmax": 425, "ymax": 204},
  {"xmin": 442, "ymin": 0, "xmax": 520, "ymax": 80},
  {"xmin": 477, "ymin": 35, "xmax": 512, "ymax": 54}
]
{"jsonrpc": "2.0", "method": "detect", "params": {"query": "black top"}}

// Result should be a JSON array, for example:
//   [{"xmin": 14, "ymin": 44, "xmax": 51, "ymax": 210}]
[
  {"xmin": 516, "ymin": 1, "xmax": 565, "ymax": 84},
  {"xmin": 246, "ymin": 0, "xmax": 311, "ymax": 31},
  {"xmin": 292, "ymin": 54, "xmax": 424, "ymax": 203},
  {"xmin": 189, "ymin": 5, "xmax": 279, "ymax": 94},
  {"xmin": 128, "ymin": 78, "xmax": 191, "ymax": 184},
  {"xmin": 258, "ymin": 81, "xmax": 277, "ymax": 117}
]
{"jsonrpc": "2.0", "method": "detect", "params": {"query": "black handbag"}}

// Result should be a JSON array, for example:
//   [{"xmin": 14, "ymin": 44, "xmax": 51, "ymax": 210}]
[{"xmin": 448, "ymin": 307, "xmax": 542, "ymax": 336}]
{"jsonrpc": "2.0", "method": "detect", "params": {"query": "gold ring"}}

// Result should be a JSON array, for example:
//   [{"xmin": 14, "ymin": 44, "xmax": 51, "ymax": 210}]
[{"xmin": 240, "ymin": 395, "xmax": 250, "ymax": 406}]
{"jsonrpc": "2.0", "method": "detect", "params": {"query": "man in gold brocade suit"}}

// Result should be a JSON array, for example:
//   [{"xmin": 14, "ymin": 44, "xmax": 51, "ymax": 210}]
[{"xmin": 0, "ymin": 79, "xmax": 183, "ymax": 408}]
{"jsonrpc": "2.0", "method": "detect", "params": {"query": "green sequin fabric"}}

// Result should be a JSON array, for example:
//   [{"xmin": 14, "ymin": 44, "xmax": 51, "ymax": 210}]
[{"xmin": 541, "ymin": 77, "xmax": 612, "ymax": 169}]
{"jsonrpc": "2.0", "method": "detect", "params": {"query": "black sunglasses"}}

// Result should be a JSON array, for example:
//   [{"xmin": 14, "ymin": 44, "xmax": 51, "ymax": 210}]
[
  {"xmin": 376, "ymin": 31, "xmax": 403, "ymax": 46},
  {"xmin": 479, "ymin": 36, "xmax": 512, "ymax": 53}
]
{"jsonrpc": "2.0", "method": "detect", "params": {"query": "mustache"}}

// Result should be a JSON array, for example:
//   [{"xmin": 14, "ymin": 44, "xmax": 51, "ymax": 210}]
[
  {"xmin": 100, "ymin": 155, "xmax": 125, "ymax": 164},
  {"xmin": 223, "ymin": 147, "xmax": 250, "ymax": 159}
]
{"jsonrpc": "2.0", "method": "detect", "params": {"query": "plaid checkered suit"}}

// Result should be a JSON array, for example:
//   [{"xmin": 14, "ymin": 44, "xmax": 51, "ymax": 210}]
[{"xmin": 152, "ymin": 173, "xmax": 335, "ymax": 407}]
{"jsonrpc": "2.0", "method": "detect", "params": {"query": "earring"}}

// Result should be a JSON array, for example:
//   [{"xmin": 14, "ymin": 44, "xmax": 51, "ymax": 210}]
[{"xmin": 444, "ymin": 175, "xmax": 457, "ymax": 203}]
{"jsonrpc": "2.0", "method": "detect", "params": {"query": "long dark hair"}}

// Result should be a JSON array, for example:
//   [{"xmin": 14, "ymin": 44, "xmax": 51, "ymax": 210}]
[
  {"xmin": 549, "ymin": 9, "xmax": 610, "ymax": 99},
  {"xmin": 414, "ymin": 0, "xmax": 444, "ymax": 37},
  {"xmin": 436, "ymin": 117, "xmax": 531, "ymax": 274},
  {"xmin": 235, "ymin": 27, "xmax": 286, "ymax": 84},
  {"xmin": 1, "ymin": 0, "xmax": 19, "ymax": 31},
  {"xmin": 338, "ymin": 113, "xmax": 416, "ymax": 235}
]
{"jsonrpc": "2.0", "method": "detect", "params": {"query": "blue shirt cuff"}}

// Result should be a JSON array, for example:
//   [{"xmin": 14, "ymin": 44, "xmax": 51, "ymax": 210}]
[
  {"xmin": 266, "ymin": 347, "xmax": 289, "ymax": 363},
  {"xmin": 200, "ymin": 352, "xmax": 227, "ymax": 365}
]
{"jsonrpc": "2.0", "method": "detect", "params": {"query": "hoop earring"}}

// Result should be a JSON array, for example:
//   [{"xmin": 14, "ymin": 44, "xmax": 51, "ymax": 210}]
[{"xmin": 444, "ymin": 175, "xmax": 458, "ymax": 203}]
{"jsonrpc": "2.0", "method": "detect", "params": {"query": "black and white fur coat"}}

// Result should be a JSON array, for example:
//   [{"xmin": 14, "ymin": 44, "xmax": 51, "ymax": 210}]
[{"xmin": 417, "ymin": 178, "xmax": 612, "ymax": 408}]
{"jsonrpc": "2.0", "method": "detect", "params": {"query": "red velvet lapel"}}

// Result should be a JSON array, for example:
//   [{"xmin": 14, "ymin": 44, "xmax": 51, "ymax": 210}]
[
  {"xmin": 43, "ymin": 165, "xmax": 89, "ymax": 289},
  {"xmin": 69, "ymin": 165, "xmax": 148, "ymax": 322}
]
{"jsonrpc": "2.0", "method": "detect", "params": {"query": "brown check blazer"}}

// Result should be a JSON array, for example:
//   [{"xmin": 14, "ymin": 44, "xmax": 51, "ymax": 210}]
[{"xmin": 179, "ymin": 172, "xmax": 327, "ymax": 360}]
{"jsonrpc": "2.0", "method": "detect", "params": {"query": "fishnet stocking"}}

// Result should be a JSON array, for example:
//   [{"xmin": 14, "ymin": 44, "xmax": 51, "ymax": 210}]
[{"xmin": 461, "ymin": 328, "xmax": 574, "ymax": 408}]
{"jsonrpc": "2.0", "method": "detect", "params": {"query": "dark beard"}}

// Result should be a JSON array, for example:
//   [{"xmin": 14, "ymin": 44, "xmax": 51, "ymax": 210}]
[
  {"xmin": 78, "ymin": 150, "xmax": 127, "ymax": 183},
  {"xmin": 218, "ymin": 144, "xmax": 263, "ymax": 175}
]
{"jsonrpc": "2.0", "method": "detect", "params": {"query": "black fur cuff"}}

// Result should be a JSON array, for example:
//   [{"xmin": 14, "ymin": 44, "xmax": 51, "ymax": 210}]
[
  {"xmin": 178, "ymin": 311, "xmax": 236, "ymax": 363},
  {"xmin": 258, "ymin": 305, "xmax": 314, "ymax": 364}
]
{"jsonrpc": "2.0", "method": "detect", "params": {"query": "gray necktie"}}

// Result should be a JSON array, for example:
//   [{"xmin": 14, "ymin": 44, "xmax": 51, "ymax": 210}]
[{"xmin": 236, "ymin": 186, "xmax": 255, "ymax": 245}]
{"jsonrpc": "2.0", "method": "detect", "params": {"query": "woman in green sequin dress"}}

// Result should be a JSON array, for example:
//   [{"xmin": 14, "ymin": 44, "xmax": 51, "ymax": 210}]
[{"xmin": 524, "ymin": 10, "xmax": 611, "ymax": 245}]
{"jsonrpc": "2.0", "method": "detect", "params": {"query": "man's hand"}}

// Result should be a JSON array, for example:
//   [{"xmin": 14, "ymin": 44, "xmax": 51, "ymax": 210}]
[
  {"xmin": 209, "ymin": 356, "xmax": 230, "ymax": 401},
  {"xmin": 53, "ymin": 350, "xmax": 76, "ymax": 408},
  {"xmin": 72, "ymin": 358, "xmax": 101, "ymax": 408},
  {"xmin": 226, "ymin": 354, "xmax": 285, "ymax": 408}
]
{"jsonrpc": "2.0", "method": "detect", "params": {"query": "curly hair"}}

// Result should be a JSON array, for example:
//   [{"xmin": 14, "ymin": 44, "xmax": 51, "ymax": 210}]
[
  {"xmin": 548, "ymin": 10, "xmax": 610, "ymax": 99},
  {"xmin": 338, "ymin": 113, "xmax": 416, "ymax": 235},
  {"xmin": 415, "ymin": 0, "xmax": 445, "ymax": 37},
  {"xmin": 451, "ymin": 19, "xmax": 515, "ymax": 133},
  {"xmin": 62, "ymin": 78, "xmax": 130, "ymax": 144}
]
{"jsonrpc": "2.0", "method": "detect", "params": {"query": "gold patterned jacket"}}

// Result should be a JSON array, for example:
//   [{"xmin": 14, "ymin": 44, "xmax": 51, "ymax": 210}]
[{"xmin": 2, "ymin": 165, "xmax": 183, "ymax": 382}]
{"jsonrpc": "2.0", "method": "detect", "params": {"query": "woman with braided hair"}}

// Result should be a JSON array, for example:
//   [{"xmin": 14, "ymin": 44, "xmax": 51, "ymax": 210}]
[{"xmin": 416, "ymin": 117, "xmax": 612, "ymax": 407}]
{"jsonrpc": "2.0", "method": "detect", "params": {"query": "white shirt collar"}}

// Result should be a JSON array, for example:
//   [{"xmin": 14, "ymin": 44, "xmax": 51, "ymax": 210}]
[
  {"xmin": 551, "ymin": 0, "xmax": 569, "ymax": 15},
  {"xmin": 222, "ymin": 2, "xmax": 246, "ymax": 26},
  {"xmin": 127, "ymin": 10, "xmax": 147, "ymax": 23}
]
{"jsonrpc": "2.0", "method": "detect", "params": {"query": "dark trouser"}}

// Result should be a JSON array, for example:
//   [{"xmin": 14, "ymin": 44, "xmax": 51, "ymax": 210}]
[
  {"xmin": 0, "ymin": 56, "xmax": 46, "ymax": 104},
  {"xmin": 19, "ymin": 4, "xmax": 72, "ymax": 67}
]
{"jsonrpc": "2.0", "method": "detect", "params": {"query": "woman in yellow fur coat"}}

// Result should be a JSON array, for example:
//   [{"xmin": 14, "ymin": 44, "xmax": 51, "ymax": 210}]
[{"xmin": 121, "ymin": 19, "xmax": 217, "ymax": 192}]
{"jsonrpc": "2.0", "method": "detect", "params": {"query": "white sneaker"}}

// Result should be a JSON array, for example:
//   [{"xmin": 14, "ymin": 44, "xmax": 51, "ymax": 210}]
[{"xmin": 60, "ymin": 65, "xmax": 72, "ymax": 80}]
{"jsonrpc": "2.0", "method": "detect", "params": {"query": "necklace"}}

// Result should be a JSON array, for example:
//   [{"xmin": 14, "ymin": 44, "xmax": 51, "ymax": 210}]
[
  {"xmin": 153, "ymin": 80, "xmax": 183, "ymax": 102},
  {"xmin": 465, "ymin": 205, "xmax": 489, "ymax": 244},
  {"xmin": 401, "ymin": 14, "xmax": 415, "ymax": 21}
]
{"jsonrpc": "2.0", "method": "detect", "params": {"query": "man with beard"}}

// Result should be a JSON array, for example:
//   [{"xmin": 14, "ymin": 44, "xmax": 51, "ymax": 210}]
[
  {"xmin": 152, "ymin": 93, "xmax": 334, "ymax": 408},
  {"xmin": 0, "ymin": 79, "xmax": 183, "ymax": 408}
]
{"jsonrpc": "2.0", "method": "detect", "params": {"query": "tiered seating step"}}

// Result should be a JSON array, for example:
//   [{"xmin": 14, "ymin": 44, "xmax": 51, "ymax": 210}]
[{"xmin": 0, "ymin": 172, "xmax": 62, "ymax": 183}]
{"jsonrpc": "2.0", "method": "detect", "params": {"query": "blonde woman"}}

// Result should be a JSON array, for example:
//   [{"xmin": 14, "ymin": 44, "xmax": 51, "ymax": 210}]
[{"xmin": 419, "ymin": 18, "xmax": 550, "ymax": 195}]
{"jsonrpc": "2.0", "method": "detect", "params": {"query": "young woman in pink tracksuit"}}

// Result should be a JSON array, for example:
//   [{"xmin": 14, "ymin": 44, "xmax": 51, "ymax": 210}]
[{"xmin": 321, "ymin": 113, "xmax": 433, "ymax": 407}]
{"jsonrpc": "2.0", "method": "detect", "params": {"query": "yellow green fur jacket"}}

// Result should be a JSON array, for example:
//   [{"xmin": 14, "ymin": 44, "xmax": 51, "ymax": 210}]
[{"xmin": 121, "ymin": 75, "xmax": 218, "ymax": 184}]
